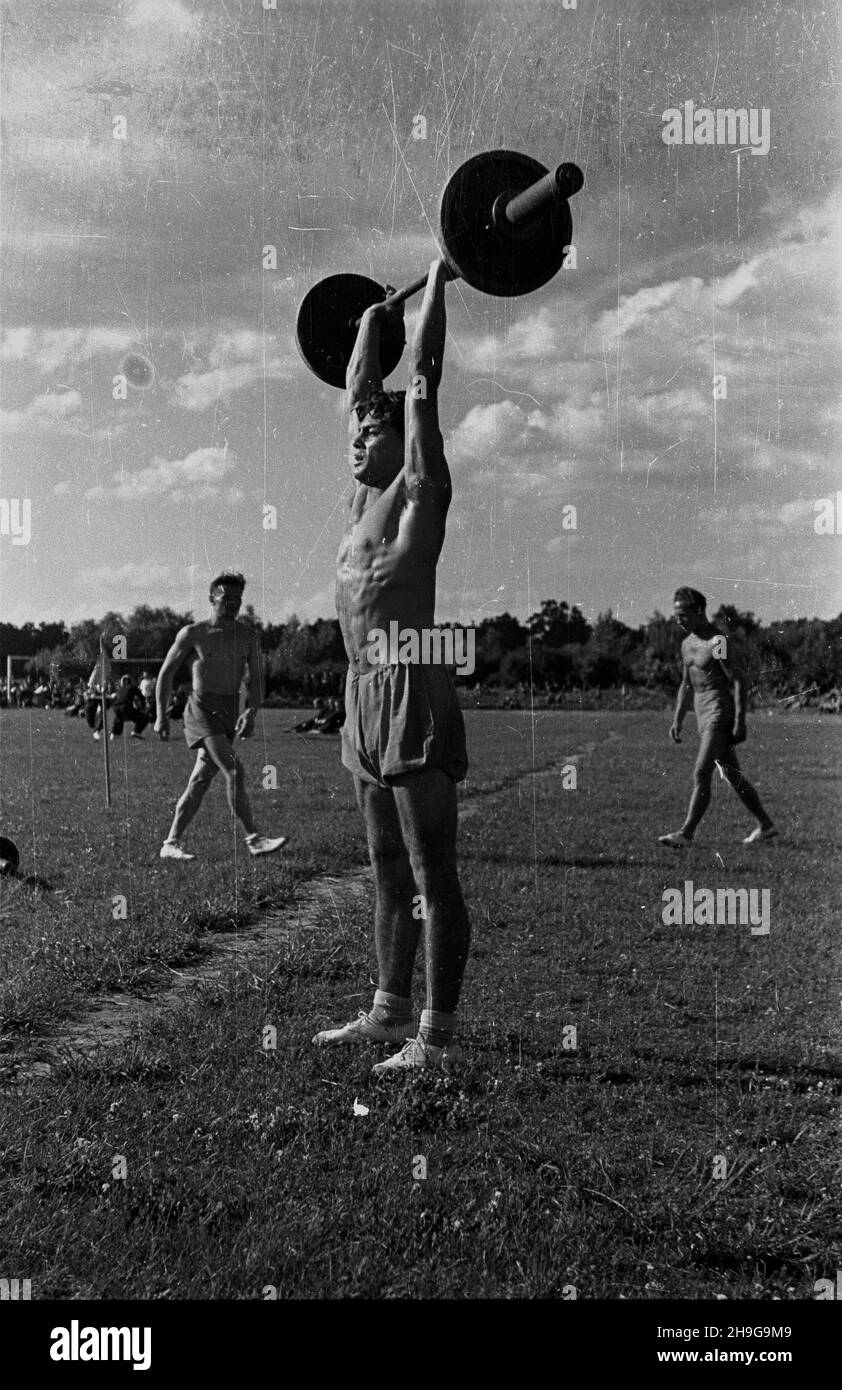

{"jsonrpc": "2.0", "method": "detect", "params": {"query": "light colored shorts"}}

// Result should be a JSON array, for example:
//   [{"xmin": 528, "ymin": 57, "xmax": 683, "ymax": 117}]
[
  {"xmin": 695, "ymin": 691, "xmax": 736, "ymax": 736},
  {"xmin": 341, "ymin": 663, "xmax": 468, "ymax": 787}
]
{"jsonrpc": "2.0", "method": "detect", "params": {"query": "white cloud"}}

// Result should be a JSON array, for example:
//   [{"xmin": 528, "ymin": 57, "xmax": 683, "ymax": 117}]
[
  {"xmin": 174, "ymin": 357, "xmax": 293, "ymax": 413},
  {"xmin": 696, "ymin": 496, "xmax": 828, "ymax": 538},
  {"xmin": 449, "ymin": 400, "xmax": 534, "ymax": 463},
  {"xmin": 607, "ymin": 278, "xmax": 699, "ymax": 340},
  {"xmin": 715, "ymin": 262, "xmax": 758, "ymax": 307},
  {"xmin": 460, "ymin": 308, "xmax": 561, "ymax": 373},
  {"xmin": 547, "ymin": 532, "xmax": 582, "ymax": 553},
  {"xmin": 527, "ymin": 401, "xmax": 606, "ymax": 448},
  {"xmin": 77, "ymin": 562, "xmax": 178, "ymax": 591},
  {"xmin": 172, "ymin": 330, "xmax": 295, "ymax": 411},
  {"xmin": 207, "ymin": 331, "xmax": 268, "ymax": 368},
  {"xmin": 0, "ymin": 388, "xmax": 82, "ymax": 433},
  {"xmin": 85, "ymin": 446, "xmax": 238, "ymax": 501},
  {"xmin": 450, "ymin": 395, "xmax": 607, "ymax": 465},
  {"xmin": 1, "ymin": 328, "xmax": 134, "ymax": 374},
  {"xmin": 127, "ymin": 0, "xmax": 199, "ymax": 33},
  {"xmin": 778, "ymin": 498, "xmax": 823, "ymax": 526},
  {"xmin": 446, "ymin": 190, "xmax": 841, "ymax": 496}
]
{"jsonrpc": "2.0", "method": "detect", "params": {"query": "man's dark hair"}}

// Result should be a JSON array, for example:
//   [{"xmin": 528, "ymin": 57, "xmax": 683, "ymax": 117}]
[
  {"xmin": 355, "ymin": 390, "xmax": 406, "ymax": 438},
  {"xmin": 209, "ymin": 571, "xmax": 246, "ymax": 598},
  {"xmin": 673, "ymin": 586, "xmax": 707, "ymax": 612}
]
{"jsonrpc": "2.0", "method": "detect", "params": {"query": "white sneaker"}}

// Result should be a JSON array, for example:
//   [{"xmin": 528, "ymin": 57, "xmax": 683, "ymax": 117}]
[
  {"xmin": 93, "ymin": 731, "xmax": 100, "ymax": 741},
  {"xmin": 130, "ymin": 732, "xmax": 144, "ymax": 740},
  {"xmin": 246, "ymin": 834, "xmax": 287, "ymax": 856},
  {"xmin": 743, "ymin": 825, "xmax": 779, "ymax": 844},
  {"xmin": 312, "ymin": 1011, "xmax": 414, "ymax": 1047},
  {"xmin": 658, "ymin": 831, "xmax": 693, "ymax": 849},
  {"xmin": 372, "ymin": 1036, "xmax": 464, "ymax": 1075},
  {"xmin": 160, "ymin": 840, "xmax": 195, "ymax": 861}
]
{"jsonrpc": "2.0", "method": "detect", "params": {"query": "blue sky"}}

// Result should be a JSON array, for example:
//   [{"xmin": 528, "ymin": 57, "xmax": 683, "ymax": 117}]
[{"xmin": 1, "ymin": 0, "xmax": 839, "ymax": 630}]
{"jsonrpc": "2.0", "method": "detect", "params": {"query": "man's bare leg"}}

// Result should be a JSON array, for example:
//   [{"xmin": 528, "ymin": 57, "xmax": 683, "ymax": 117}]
[
  {"xmin": 314, "ymin": 772, "xmax": 422, "ymax": 1045},
  {"xmin": 166, "ymin": 750, "xmax": 218, "ymax": 843},
  {"xmin": 716, "ymin": 743, "xmax": 775, "ymax": 832},
  {"xmin": 200, "ymin": 733, "xmax": 258, "ymax": 835},
  {"xmin": 357, "ymin": 778, "xmax": 423, "ymax": 998},
  {"xmin": 679, "ymin": 732, "xmax": 774, "ymax": 839},
  {"xmin": 163, "ymin": 736, "xmax": 285, "ymax": 860},
  {"xmin": 312, "ymin": 777, "xmax": 419, "ymax": 1046},
  {"xmin": 391, "ymin": 769, "xmax": 469, "ymax": 1015}
]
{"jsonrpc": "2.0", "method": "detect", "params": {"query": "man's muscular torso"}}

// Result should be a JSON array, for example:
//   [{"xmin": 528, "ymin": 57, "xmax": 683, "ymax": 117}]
[
  {"xmin": 681, "ymin": 631, "xmax": 730, "ymax": 697},
  {"xmin": 683, "ymin": 633, "xmax": 733, "ymax": 711},
  {"xmin": 183, "ymin": 621, "xmax": 252, "ymax": 696},
  {"xmin": 336, "ymin": 475, "xmax": 447, "ymax": 674}
]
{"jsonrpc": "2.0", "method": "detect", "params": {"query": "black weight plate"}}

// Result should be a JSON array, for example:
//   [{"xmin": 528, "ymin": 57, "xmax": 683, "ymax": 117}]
[
  {"xmin": 0, "ymin": 836, "xmax": 19, "ymax": 875},
  {"xmin": 295, "ymin": 273, "xmax": 406, "ymax": 388},
  {"xmin": 440, "ymin": 150, "xmax": 573, "ymax": 297}
]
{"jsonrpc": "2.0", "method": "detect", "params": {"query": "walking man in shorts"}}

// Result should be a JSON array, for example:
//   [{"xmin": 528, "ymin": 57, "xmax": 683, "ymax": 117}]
[
  {"xmin": 154, "ymin": 572, "xmax": 287, "ymax": 860},
  {"xmin": 312, "ymin": 258, "xmax": 471, "ymax": 1073},
  {"xmin": 658, "ymin": 586, "xmax": 778, "ymax": 849}
]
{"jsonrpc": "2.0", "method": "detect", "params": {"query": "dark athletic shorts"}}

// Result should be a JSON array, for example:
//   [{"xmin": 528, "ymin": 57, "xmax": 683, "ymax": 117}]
[
  {"xmin": 341, "ymin": 662, "xmax": 468, "ymax": 787},
  {"xmin": 183, "ymin": 692, "xmax": 239, "ymax": 749}
]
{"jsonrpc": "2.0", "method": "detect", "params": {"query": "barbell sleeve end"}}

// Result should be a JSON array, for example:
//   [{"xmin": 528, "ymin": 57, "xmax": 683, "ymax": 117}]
[{"xmin": 502, "ymin": 161, "xmax": 584, "ymax": 229}]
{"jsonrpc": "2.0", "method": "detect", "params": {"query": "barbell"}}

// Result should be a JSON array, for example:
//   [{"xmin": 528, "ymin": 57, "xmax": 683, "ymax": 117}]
[{"xmin": 295, "ymin": 149, "xmax": 584, "ymax": 388}]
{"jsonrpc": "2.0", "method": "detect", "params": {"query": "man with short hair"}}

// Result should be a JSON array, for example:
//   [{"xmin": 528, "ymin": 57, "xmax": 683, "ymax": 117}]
[
  {"xmin": 110, "ymin": 674, "xmax": 148, "ymax": 740},
  {"xmin": 139, "ymin": 669, "xmax": 156, "ymax": 718},
  {"xmin": 659, "ymin": 586, "xmax": 777, "ymax": 848},
  {"xmin": 154, "ymin": 572, "xmax": 286, "ymax": 860},
  {"xmin": 84, "ymin": 666, "xmax": 106, "ymax": 739},
  {"xmin": 313, "ymin": 258, "xmax": 471, "ymax": 1073}
]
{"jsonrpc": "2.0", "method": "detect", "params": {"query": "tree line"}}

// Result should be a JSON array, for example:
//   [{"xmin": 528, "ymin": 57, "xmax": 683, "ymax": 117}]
[{"xmin": 2, "ymin": 600, "xmax": 840, "ymax": 699}]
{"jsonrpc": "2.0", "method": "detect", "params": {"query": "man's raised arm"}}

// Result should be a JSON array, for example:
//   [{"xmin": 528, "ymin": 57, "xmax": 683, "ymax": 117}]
[
  {"xmin": 345, "ymin": 290, "xmax": 405, "ymax": 409},
  {"xmin": 405, "ymin": 258, "xmax": 451, "ymax": 502}
]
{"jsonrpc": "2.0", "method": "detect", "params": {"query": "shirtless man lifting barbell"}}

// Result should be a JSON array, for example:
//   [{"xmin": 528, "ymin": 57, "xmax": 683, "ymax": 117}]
[{"xmin": 312, "ymin": 259, "xmax": 472, "ymax": 1074}]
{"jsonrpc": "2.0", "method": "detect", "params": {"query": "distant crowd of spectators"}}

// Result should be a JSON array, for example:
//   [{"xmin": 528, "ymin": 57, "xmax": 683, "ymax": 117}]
[{"xmin": 0, "ymin": 669, "xmax": 193, "ymax": 739}]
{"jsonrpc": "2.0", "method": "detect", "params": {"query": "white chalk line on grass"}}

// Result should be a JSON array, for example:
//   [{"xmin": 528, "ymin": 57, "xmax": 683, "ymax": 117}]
[{"xmin": 5, "ymin": 729, "xmax": 624, "ymax": 1084}]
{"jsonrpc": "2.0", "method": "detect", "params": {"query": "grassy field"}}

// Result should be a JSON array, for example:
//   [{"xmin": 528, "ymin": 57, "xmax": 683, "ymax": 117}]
[{"xmin": 0, "ymin": 705, "xmax": 840, "ymax": 1299}]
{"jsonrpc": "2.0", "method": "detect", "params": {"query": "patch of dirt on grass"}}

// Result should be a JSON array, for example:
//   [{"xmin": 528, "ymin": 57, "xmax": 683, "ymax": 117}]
[{"xmin": 4, "ymin": 870, "xmax": 372, "ymax": 1085}]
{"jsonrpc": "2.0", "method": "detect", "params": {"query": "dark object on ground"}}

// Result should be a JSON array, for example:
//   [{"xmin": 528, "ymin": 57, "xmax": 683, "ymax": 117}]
[
  {"xmin": 0, "ymin": 836, "xmax": 20, "ymax": 876},
  {"xmin": 292, "ymin": 716, "xmax": 319, "ymax": 733},
  {"xmin": 316, "ymin": 709, "xmax": 345, "ymax": 734}
]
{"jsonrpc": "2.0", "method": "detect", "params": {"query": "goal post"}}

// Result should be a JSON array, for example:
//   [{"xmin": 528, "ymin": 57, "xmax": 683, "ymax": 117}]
[
  {"xmin": 5, "ymin": 654, "xmax": 34, "ymax": 695},
  {"xmin": 3, "ymin": 654, "xmax": 167, "ymax": 705}
]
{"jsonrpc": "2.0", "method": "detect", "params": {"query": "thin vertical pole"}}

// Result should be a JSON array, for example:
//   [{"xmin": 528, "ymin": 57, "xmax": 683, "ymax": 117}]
[
  {"xmin": 101, "ymin": 687, "xmax": 111, "ymax": 807},
  {"xmin": 99, "ymin": 636, "xmax": 112, "ymax": 808}
]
